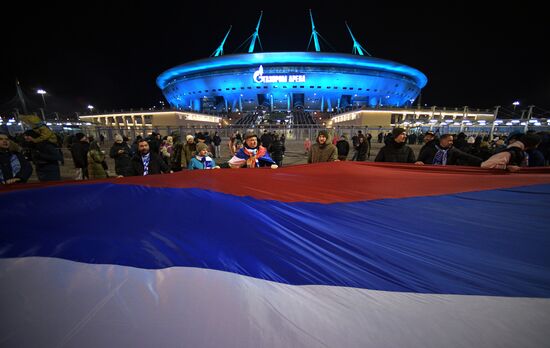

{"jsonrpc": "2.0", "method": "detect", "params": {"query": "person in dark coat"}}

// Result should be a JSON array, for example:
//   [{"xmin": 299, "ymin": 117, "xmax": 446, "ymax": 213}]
[
  {"xmin": 415, "ymin": 134, "xmax": 482, "ymax": 166},
  {"xmin": 212, "ymin": 132, "xmax": 222, "ymax": 158},
  {"xmin": 0, "ymin": 132, "xmax": 33, "ymax": 184},
  {"xmin": 260, "ymin": 130, "xmax": 273, "ymax": 149},
  {"xmin": 70, "ymin": 132, "xmax": 89, "ymax": 180},
  {"xmin": 109, "ymin": 134, "xmax": 133, "ymax": 176},
  {"xmin": 128, "ymin": 139, "xmax": 172, "ymax": 176},
  {"xmin": 336, "ymin": 135, "xmax": 350, "ymax": 161},
  {"xmin": 454, "ymin": 132, "xmax": 468, "ymax": 151},
  {"xmin": 374, "ymin": 128, "xmax": 416, "ymax": 163},
  {"xmin": 147, "ymin": 132, "xmax": 161, "ymax": 155},
  {"xmin": 355, "ymin": 136, "xmax": 369, "ymax": 161},
  {"xmin": 23, "ymin": 130, "xmax": 61, "ymax": 182},
  {"xmin": 268, "ymin": 135, "xmax": 285, "ymax": 167}
]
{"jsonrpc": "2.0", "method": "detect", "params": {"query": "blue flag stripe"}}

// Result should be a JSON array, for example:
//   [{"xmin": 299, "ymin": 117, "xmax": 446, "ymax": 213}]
[{"xmin": 1, "ymin": 183, "xmax": 549, "ymax": 297}]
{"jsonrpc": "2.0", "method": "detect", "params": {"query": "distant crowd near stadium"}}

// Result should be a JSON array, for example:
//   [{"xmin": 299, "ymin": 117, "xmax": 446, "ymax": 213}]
[{"xmin": 2, "ymin": 123, "xmax": 549, "ymax": 185}]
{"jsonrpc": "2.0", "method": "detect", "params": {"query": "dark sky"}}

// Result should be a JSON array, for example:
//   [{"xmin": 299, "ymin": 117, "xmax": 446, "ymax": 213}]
[{"xmin": 2, "ymin": 1, "xmax": 549, "ymax": 117}]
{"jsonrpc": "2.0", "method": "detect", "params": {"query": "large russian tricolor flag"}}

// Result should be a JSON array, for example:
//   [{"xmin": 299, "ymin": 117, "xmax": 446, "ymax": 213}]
[{"xmin": 1, "ymin": 162, "xmax": 550, "ymax": 347}]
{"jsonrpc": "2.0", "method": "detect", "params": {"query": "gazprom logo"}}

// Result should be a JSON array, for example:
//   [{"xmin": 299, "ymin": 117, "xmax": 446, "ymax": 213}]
[{"xmin": 253, "ymin": 65, "xmax": 306, "ymax": 83}]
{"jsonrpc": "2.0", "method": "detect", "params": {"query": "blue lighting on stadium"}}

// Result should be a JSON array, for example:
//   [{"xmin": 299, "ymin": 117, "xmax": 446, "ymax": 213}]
[{"xmin": 157, "ymin": 52, "xmax": 427, "ymax": 112}]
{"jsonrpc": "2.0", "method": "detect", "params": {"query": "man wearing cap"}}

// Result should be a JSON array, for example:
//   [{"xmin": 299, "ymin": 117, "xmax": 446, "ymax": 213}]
[
  {"xmin": 0, "ymin": 132, "xmax": 32, "ymax": 184},
  {"xmin": 228, "ymin": 132, "xmax": 277, "ymax": 168},
  {"xmin": 308, "ymin": 130, "xmax": 338, "ymax": 164},
  {"xmin": 109, "ymin": 134, "xmax": 132, "ymax": 176},
  {"xmin": 374, "ymin": 128, "xmax": 416, "ymax": 163}
]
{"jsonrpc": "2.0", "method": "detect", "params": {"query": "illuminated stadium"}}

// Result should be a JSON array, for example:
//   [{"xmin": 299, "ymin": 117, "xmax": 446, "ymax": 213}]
[{"xmin": 156, "ymin": 11, "xmax": 427, "ymax": 125}]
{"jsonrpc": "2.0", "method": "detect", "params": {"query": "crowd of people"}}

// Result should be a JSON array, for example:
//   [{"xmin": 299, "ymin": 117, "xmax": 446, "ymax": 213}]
[{"xmin": 2, "ymin": 126, "xmax": 549, "ymax": 185}]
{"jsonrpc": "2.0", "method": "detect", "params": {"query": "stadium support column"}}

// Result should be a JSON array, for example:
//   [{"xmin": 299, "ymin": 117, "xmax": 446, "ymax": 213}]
[
  {"xmin": 224, "ymin": 99, "xmax": 228, "ymax": 112},
  {"xmin": 239, "ymin": 95, "xmax": 243, "ymax": 112},
  {"xmin": 287, "ymin": 94, "xmax": 290, "ymax": 112},
  {"xmin": 489, "ymin": 106, "xmax": 500, "ymax": 141},
  {"xmin": 524, "ymin": 105, "xmax": 534, "ymax": 133},
  {"xmin": 270, "ymin": 94, "xmax": 273, "ymax": 112},
  {"xmin": 327, "ymin": 99, "xmax": 332, "ymax": 112},
  {"xmin": 321, "ymin": 96, "xmax": 324, "ymax": 112},
  {"xmin": 460, "ymin": 106, "xmax": 468, "ymax": 133},
  {"xmin": 337, "ymin": 97, "xmax": 341, "ymax": 112}
]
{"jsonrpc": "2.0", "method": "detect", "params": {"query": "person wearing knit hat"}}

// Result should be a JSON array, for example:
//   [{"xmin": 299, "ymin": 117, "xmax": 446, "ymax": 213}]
[
  {"xmin": 180, "ymin": 134, "xmax": 197, "ymax": 169},
  {"xmin": 110, "ymin": 133, "xmax": 132, "ymax": 176},
  {"xmin": 188, "ymin": 142, "xmax": 220, "ymax": 170},
  {"xmin": 375, "ymin": 127, "xmax": 416, "ymax": 163},
  {"xmin": 392, "ymin": 127, "xmax": 407, "ymax": 139},
  {"xmin": 228, "ymin": 131, "xmax": 277, "ymax": 168},
  {"xmin": 308, "ymin": 130, "xmax": 338, "ymax": 163}
]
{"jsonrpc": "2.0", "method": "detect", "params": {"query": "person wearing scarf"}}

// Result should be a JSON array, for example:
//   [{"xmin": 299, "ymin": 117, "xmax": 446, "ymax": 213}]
[
  {"xmin": 415, "ymin": 134, "xmax": 482, "ymax": 166},
  {"xmin": 188, "ymin": 143, "xmax": 220, "ymax": 170},
  {"xmin": 128, "ymin": 139, "xmax": 171, "ymax": 176},
  {"xmin": 228, "ymin": 132, "xmax": 277, "ymax": 169},
  {"xmin": 0, "ymin": 133, "xmax": 32, "ymax": 184},
  {"xmin": 432, "ymin": 144, "xmax": 449, "ymax": 165}
]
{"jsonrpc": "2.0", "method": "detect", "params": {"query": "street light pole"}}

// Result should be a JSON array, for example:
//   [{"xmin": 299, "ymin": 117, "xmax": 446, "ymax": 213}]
[{"xmin": 37, "ymin": 89, "xmax": 47, "ymax": 120}]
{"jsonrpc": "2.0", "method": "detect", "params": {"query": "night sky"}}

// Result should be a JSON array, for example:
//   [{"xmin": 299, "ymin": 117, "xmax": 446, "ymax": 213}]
[{"xmin": 2, "ymin": 1, "xmax": 549, "ymax": 117}]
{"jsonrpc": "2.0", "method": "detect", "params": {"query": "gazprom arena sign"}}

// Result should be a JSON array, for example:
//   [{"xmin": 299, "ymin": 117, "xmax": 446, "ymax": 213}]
[{"xmin": 253, "ymin": 65, "xmax": 306, "ymax": 83}]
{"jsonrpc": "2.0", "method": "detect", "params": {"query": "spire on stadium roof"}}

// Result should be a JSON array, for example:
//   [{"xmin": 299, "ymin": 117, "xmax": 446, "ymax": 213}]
[
  {"xmin": 248, "ymin": 11, "xmax": 263, "ymax": 53},
  {"xmin": 211, "ymin": 25, "xmax": 232, "ymax": 57},
  {"xmin": 345, "ymin": 21, "xmax": 371, "ymax": 56},
  {"xmin": 308, "ymin": 9, "xmax": 321, "ymax": 52}
]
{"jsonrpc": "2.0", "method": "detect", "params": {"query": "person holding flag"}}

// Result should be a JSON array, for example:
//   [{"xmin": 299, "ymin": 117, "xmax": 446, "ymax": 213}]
[{"xmin": 228, "ymin": 131, "xmax": 277, "ymax": 169}]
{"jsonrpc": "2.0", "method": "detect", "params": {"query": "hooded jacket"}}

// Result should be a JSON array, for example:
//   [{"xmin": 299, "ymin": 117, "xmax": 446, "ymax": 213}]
[{"xmin": 308, "ymin": 131, "xmax": 338, "ymax": 163}]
